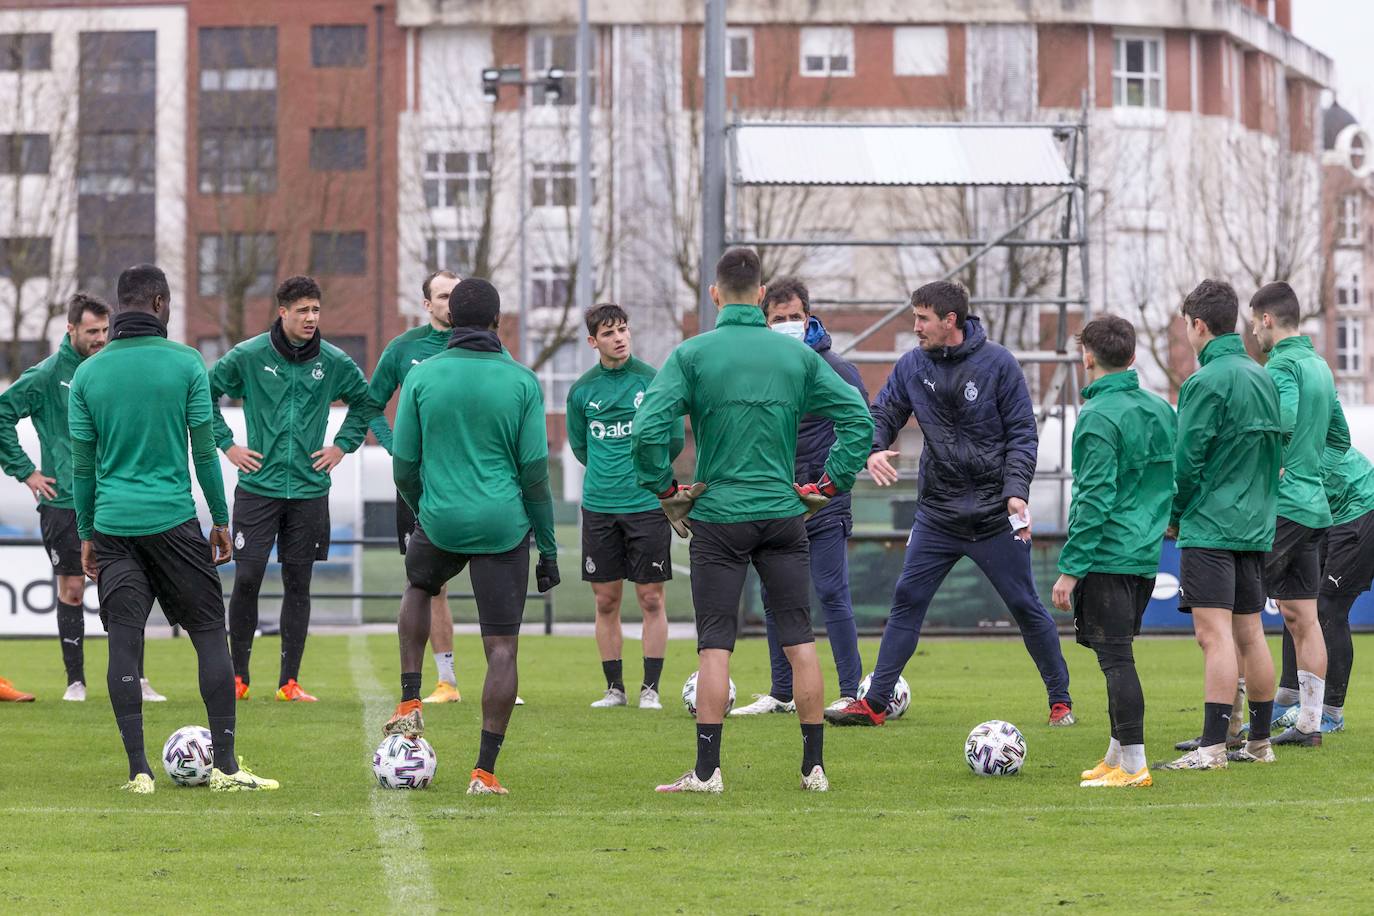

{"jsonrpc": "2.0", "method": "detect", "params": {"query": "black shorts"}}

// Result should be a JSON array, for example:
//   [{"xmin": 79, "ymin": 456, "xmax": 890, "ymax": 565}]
[
  {"xmin": 396, "ymin": 494, "xmax": 417, "ymax": 555},
  {"xmin": 581, "ymin": 508, "xmax": 672, "ymax": 584},
  {"xmin": 231, "ymin": 486, "xmax": 330, "ymax": 564},
  {"xmin": 689, "ymin": 515, "xmax": 812, "ymax": 653},
  {"xmin": 92, "ymin": 519, "xmax": 226, "ymax": 633},
  {"xmin": 38, "ymin": 504, "xmax": 83, "ymax": 577},
  {"xmin": 1071, "ymin": 572, "xmax": 1153, "ymax": 647},
  {"xmin": 1264, "ymin": 517, "xmax": 1324, "ymax": 600},
  {"xmin": 405, "ymin": 524, "xmax": 528, "ymax": 636},
  {"xmin": 1321, "ymin": 509, "xmax": 1374, "ymax": 597},
  {"xmin": 1178, "ymin": 547, "xmax": 1267, "ymax": 614}
]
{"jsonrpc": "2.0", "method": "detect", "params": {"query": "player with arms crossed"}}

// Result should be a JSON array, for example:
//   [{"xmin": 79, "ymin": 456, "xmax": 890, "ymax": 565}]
[
  {"xmin": 384, "ymin": 278, "xmax": 559, "ymax": 796},
  {"xmin": 69, "ymin": 265, "xmax": 277, "ymax": 793},
  {"xmin": 568, "ymin": 303, "xmax": 682, "ymax": 710},
  {"xmin": 828, "ymin": 280, "xmax": 1073, "ymax": 727},
  {"xmin": 370, "ymin": 269, "xmax": 464, "ymax": 704},
  {"xmin": 1313, "ymin": 447, "xmax": 1374, "ymax": 731},
  {"xmin": 0, "ymin": 293, "xmax": 165, "ymax": 702},
  {"xmin": 1162, "ymin": 279, "xmax": 1282, "ymax": 770},
  {"xmin": 633, "ymin": 248, "xmax": 873, "ymax": 793},
  {"xmin": 1051, "ymin": 316, "xmax": 1176, "ymax": 788},
  {"xmin": 1248, "ymin": 281, "xmax": 1349, "ymax": 746},
  {"xmin": 211, "ymin": 275, "xmax": 378, "ymax": 702}
]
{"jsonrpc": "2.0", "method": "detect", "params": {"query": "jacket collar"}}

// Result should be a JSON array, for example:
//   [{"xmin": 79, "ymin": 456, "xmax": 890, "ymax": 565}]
[
  {"xmin": 271, "ymin": 317, "xmax": 321, "ymax": 363},
  {"xmin": 931, "ymin": 315, "xmax": 987, "ymax": 362},
  {"xmin": 717, "ymin": 304, "xmax": 766, "ymax": 328},
  {"xmin": 805, "ymin": 315, "xmax": 831, "ymax": 352},
  {"xmin": 447, "ymin": 327, "xmax": 503, "ymax": 352},
  {"xmin": 58, "ymin": 334, "xmax": 80, "ymax": 363},
  {"xmin": 1269, "ymin": 334, "xmax": 1314, "ymax": 358},
  {"xmin": 1082, "ymin": 369, "xmax": 1138, "ymax": 400},
  {"xmin": 1198, "ymin": 332, "xmax": 1245, "ymax": 367},
  {"xmin": 110, "ymin": 310, "xmax": 168, "ymax": 340}
]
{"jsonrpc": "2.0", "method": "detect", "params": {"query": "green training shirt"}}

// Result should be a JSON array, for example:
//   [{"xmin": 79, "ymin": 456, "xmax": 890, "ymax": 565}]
[
  {"xmin": 0, "ymin": 335, "xmax": 86, "ymax": 509},
  {"xmin": 1325, "ymin": 447, "xmax": 1374, "ymax": 528},
  {"xmin": 1264, "ymin": 335, "xmax": 1349, "ymax": 529},
  {"xmin": 367, "ymin": 323, "xmax": 451, "ymax": 454},
  {"xmin": 567, "ymin": 356, "xmax": 684, "ymax": 514}
]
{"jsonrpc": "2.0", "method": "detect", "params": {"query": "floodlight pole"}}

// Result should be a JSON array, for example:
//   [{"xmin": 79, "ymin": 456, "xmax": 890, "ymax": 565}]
[
  {"xmin": 576, "ymin": 0, "xmax": 593, "ymax": 321},
  {"xmin": 699, "ymin": 0, "xmax": 726, "ymax": 333}
]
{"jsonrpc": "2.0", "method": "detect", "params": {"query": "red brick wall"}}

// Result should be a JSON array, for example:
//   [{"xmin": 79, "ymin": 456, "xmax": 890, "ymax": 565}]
[{"xmin": 1037, "ymin": 25, "xmax": 1088, "ymax": 109}]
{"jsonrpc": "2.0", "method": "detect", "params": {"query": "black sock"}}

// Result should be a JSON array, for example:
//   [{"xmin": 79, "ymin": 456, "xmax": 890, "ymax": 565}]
[
  {"xmin": 115, "ymin": 713, "xmax": 149, "ymax": 780},
  {"xmin": 1248, "ymin": 700, "xmax": 1274, "ymax": 742},
  {"xmin": 228, "ymin": 558, "xmax": 266, "ymax": 683},
  {"xmin": 865, "ymin": 694, "xmax": 887, "ymax": 714},
  {"xmin": 602, "ymin": 659, "xmax": 624, "ymax": 692},
  {"xmin": 56, "ymin": 601, "xmax": 85, "ymax": 685},
  {"xmin": 188, "ymin": 628, "xmax": 238, "ymax": 773},
  {"xmin": 642, "ymin": 657, "xmax": 664, "ymax": 693},
  {"xmin": 107, "ymin": 623, "xmax": 150, "ymax": 779},
  {"xmin": 695, "ymin": 723, "xmax": 722, "ymax": 780},
  {"xmin": 801, "ymin": 723, "xmax": 824, "ymax": 774},
  {"xmin": 278, "ymin": 562, "xmax": 314, "ymax": 687},
  {"xmin": 1202, "ymin": 701, "xmax": 1232, "ymax": 747},
  {"xmin": 476, "ymin": 729, "xmax": 504, "ymax": 774},
  {"xmin": 401, "ymin": 671, "xmax": 422, "ymax": 702},
  {"xmin": 773, "ymin": 691, "xmax": 794, "ymax": 704}
]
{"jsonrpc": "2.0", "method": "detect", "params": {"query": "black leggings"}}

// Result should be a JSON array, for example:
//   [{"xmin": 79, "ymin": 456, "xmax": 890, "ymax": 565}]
[
  {"xmin": 1319, "ymin": 592, "xmax": 1359, "ymax": 708},
  {"xmin": 1092, "ymin": 641, "xmax": 1144, "ymax": 746},
  {"xmin": 228, "ymin": 559, "xmax": 314, "ymax": 687}
]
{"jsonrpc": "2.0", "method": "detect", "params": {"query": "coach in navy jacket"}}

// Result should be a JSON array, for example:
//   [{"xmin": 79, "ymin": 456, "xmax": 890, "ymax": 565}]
[{"xmin": 825, "ymin": 280, "xmax": 1072, "ymax": 728}]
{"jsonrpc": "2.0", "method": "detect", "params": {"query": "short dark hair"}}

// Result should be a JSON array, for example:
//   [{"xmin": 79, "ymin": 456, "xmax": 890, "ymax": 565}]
[
  {"xmin": 1077, "ymin": 315, "xmax": 1136, "ymax": 370},
  {"xmin": 422, "ymin": 269, "xmax": 459, "ymax": 302},
  {"xmin": 910, "ymin": 280, "xmax": 969, "ymax": 329},
  {"xmin": 277, "ymin": 275, "xmax": 323, "ymax": 309},
  {"xmin": 585, "ymin": 302, "xmax": 629, "ymax": 337},
  {"xmin": 714, "ymin": 247, "xmax": 761, "ymax": 301},
  {"xmin": 1250, "ymin": 281, "xmax": 1301, "ymax": 329},
  {"xmin": 1180, "ymin": 279, "xmax": 1238, "ymax": 337},
  {"xmin": 115, "ymin": 264, "xmax": 169, "ymax": 312},
  {"xmin": 449, "ymin": 277, "xmax": 501, "ymax": 328},
  {"xmin": 762, "ymin": 276, "xmax": 810, "ymax": 316},
  {"xmin": 66, "ymin": 291, "xmax": 110, "ymax": 326}
]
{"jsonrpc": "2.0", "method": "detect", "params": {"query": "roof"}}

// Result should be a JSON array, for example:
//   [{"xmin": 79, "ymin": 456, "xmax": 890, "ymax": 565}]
[
  {"xmin": 731, "ymin": 124, "xmax": 1077, "ymax": 187},
  {"xmin": 1324, "ymin": 102, "xmax": 1358, "ymax": 151}
]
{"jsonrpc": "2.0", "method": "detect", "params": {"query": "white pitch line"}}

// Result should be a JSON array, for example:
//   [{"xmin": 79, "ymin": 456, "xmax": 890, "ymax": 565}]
[{"xmin": 348, "ymin": 634, "xmax": 438, "ymax": 913}]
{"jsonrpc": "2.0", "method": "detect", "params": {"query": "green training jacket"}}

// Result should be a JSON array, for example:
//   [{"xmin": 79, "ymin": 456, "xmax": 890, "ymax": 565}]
[
  {"xmin": 1172, "ymin": 333, "xmax": 1282, "ymax": 552},
  {"xmin": 1325, "ymin": 447, "xmax": 1374, "ymax": 528},
  {"xmin": 1264, "ymin": 335, "xmax": 1349, "ymax": 529},
  {"xmin": 210, "ymin": 331, "xmax": 378, "ymax": 500},
  {"xmin": 0, "ymin": 335, "xmax": 85, "ymax": 508},
  {"xmin": 567, "ymin": 355, "xmax": 684, "ymax": 514},
  {"xmin": 632, "ymin": 303, "xmax": 873, "ymax": 524},
  {"xmin": 392, "ymin": 334, "xmax": 557, "ymax": 557},
  {"xmin": 367, "ymin": 323, "xmax": 451, "ymax": 454},
  {"xmin": 1058, "ymin": 370, "xmax": 1177, "ymax": 579}
]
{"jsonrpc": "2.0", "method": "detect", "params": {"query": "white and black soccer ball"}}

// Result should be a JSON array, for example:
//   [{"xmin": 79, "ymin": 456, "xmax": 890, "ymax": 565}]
[
  {"xmin": 373, "ymin": 734, "xmax": 437, "ymax": 789},
  {"xmin": 857, "ymin": 673, "xmax": 911, "ymax": 719},
  {"xmin": 965, "ymin": 720, "xmax": 1026, "ymax": 776},
  {"xmin": 682, "ymin": 671, "xmax": 736, "ymax": 717},
  {"xmin": 162, "ymin": 725, "xmax": 214, "ymax": 786}
]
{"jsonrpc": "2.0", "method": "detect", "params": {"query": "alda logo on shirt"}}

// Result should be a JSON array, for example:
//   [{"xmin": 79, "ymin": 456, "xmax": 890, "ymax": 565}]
[{"xmin": 589, "ymin": 419, "xmax": 632, "ymax": 440}]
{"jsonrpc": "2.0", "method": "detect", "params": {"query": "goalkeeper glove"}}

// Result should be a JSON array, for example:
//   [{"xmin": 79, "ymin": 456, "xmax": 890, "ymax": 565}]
[
  {"xmin": 793, "ymin": 473, "xmax": 838, "ymax": 517},
  {"xmin": 658, "ymin": 481, "xmax": 708, "ymax": 538},
  {"xmin": 536, "ymin": 554, "xmax": 560, "ymax": 593}
]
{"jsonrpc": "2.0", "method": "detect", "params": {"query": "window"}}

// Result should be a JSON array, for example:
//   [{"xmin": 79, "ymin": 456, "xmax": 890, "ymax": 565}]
[
  {"xmin": 1338, "ymin": 193, "xmax": 1362, "ymax": 245},
  {"xmin": 1112, "ymin": 35, "xmax": 1163, "ymax": 108},
  {"xmin": 1336, "ymin": 317, "xmax": 1364, "ymax": 375},
  {"xmin": 310, "ymin": 231, "xmax": 366, "ymax": 275},
  {"xmin": 80, "ymin": 32, "xmax": 156, "ymax": 96},
  {"xmin": 531, "ymin": 161, "xmax": 576, "ymax": 208},
  {"xmin": 78, "ymin": 234, "xmax": 154, "ymax": 296},
  {"xmin": 330, "ymin": 335, "xmax": 368, "ymax": 370},
  {"xmin": 424, "ymin": 237, "xmax": 477, "ymax": 275},
  {"xmin": 893, "ymin": 26, "xmax": 947, "ymax": 76},
  {"xmin": 311, "ymin": 25, "xmax": 367, "ymax": 68},
  {"xmin": 0, "ymin": 237, "xmax": 51, "ymax": 281},
  {"xmin": 536, "ymin": 338, "xmax": 584, "ymax": 406},
  {"xmin": 197, "ymin": 336, "xmax": 229, "ymax": 363},
  {"xmin": 529, "ymin": 31, "xmax": 595, "ymax": 106},
  {"xmin": 800, "ymin": 27, "xmax": 854, "ymax": 77},
  {"xmin": 1339, "ymin": 381, "xmax": 1365, "ymax": 406},
  {"xmin": 199, "ymin": 129, "xmax": 276, "ymax": 193},
  {"xmin": 1, "ymin": 134, "xmax": 50, "ymax": 175},
  {"xmin": 199, "ymin": 27, "xmax": 276, "ymax": 92},
  {"xmin": 310, "ymin": 128, "xmax": 366, "ymax": 171},
  {"xmin": 699, "ymin": 28, "xmax": 754, "ymax": 77},
  {"xmin": 423, "ymin": 151, "xmax": 490, "ymax": 208},
  {"xmin": 530, "ymin": 264, "xmax": 572, "ymax": 312},
  {"xmin": 0, "ymin": 33, "xmax": 51, "ymax": 71},
  {"xmin": 1337, "ymin": 269, "xmax": 1362, "ymax": 311},
  {"xmin": 78, "ymin": 132, "xmax": 155, "ymax": 195},
  {"xmin": 198, "ymin": 233, "xmax": 275, "ymax": 297}
]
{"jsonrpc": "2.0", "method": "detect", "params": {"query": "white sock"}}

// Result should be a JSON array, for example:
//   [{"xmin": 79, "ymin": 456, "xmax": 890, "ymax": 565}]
[
  {"xmin": 1121, "ymin": 744, "xmax": 1146, "ymax": 774},
  {"xmin": 1105, "ymin": 737, "xmax": 1121, "ymax": 767},
  {"xmin": 435, "ymin": 652, "xmax": 455, "ymax": 685},
  {"xmin": 1275, "ymin": 685, "xmax": 1300, "ymax": 706},
  {"xmin": 1297, "ymin": 670, "xmax": 1324, "ymax": 733}
]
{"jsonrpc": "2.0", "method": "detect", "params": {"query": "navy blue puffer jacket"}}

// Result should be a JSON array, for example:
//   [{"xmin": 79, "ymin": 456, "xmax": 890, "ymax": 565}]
[
  {"xmin": 794, "ymin": 316, "xmax": 869, "ymax": 530},
  {"xmin": 869, "ymin": 316, "xmax": 1038, "ymax": 539}
]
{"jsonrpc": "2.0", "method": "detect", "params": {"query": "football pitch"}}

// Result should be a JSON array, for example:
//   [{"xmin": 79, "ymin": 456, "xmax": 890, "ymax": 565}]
[{"xmin": 4, "ymin": 633, "xmax": 1374, "ymax": 913}]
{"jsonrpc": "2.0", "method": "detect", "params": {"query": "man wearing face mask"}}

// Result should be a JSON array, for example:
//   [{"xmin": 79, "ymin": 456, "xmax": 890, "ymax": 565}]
[{"xmin": 731, "ymin": 277, "xmax": 869, "ymax": 716}]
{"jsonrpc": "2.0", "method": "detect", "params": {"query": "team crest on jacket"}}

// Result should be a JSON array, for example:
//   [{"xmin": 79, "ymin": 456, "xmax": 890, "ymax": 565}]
[
  {"xmin": 634, "ymin": 390, "xmax": 644, "ymax": 409},
  {"xmin": 312, "ymin": 365, "xmax": 324, "ymax": 380},
  {"xmin": 963, "ymin": 380, "xmax": 979, "ymax": 402}
]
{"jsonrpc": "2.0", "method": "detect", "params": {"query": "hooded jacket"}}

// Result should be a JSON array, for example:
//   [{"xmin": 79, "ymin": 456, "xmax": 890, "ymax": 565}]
[{"xmin": 794, "ymin": 316, "xmax": 869, "ymax": 529}]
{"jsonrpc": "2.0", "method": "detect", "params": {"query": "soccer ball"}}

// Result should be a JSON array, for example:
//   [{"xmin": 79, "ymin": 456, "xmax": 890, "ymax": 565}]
[
  {"xmin": 372, "ymin": 734, "xmax": 437, "ymax": 789},
  {"xmin": 856, "ymin": 673, "xmax": 911, "ymax": 719},
  {"xmin": 681, "ymin": 671, "xmax": 736, "ymax": 717},
  {"xmin": 965, "ymin": 720, "xmax": 1026, "ymax": 776},
  {"xmin": 162, "ymin": 726, "xmax": 214, "ymax": 786}
]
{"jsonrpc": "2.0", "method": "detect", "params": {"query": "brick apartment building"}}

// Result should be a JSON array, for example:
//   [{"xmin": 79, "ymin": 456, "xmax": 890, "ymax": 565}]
[{"xmin": 1319, "ymin": 101, "xmax": 1373, "ymax": 405}]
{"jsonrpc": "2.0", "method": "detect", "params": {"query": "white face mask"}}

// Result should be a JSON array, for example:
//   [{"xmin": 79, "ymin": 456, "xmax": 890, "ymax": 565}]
[{"xmin": 772, "ymin": 320, "xmax": 806, "ymax": 341}]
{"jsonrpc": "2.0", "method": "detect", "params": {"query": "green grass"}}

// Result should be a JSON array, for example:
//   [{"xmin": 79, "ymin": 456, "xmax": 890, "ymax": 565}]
[{"xmin": 3, "ymin": 633, "xmax": 1373, "ymax": 913}]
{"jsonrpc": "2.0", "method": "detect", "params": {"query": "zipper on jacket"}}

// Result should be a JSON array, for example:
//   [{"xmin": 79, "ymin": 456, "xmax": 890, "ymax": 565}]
[{"xmin": 286, "ymin": 359, "xmax": 296, "ymax": 500}]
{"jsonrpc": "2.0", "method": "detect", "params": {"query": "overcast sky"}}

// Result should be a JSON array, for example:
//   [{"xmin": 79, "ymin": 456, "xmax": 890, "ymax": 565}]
[{"xmin": 1292, "ymin": 0, "xmax": 1374, "ymax": 127}]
